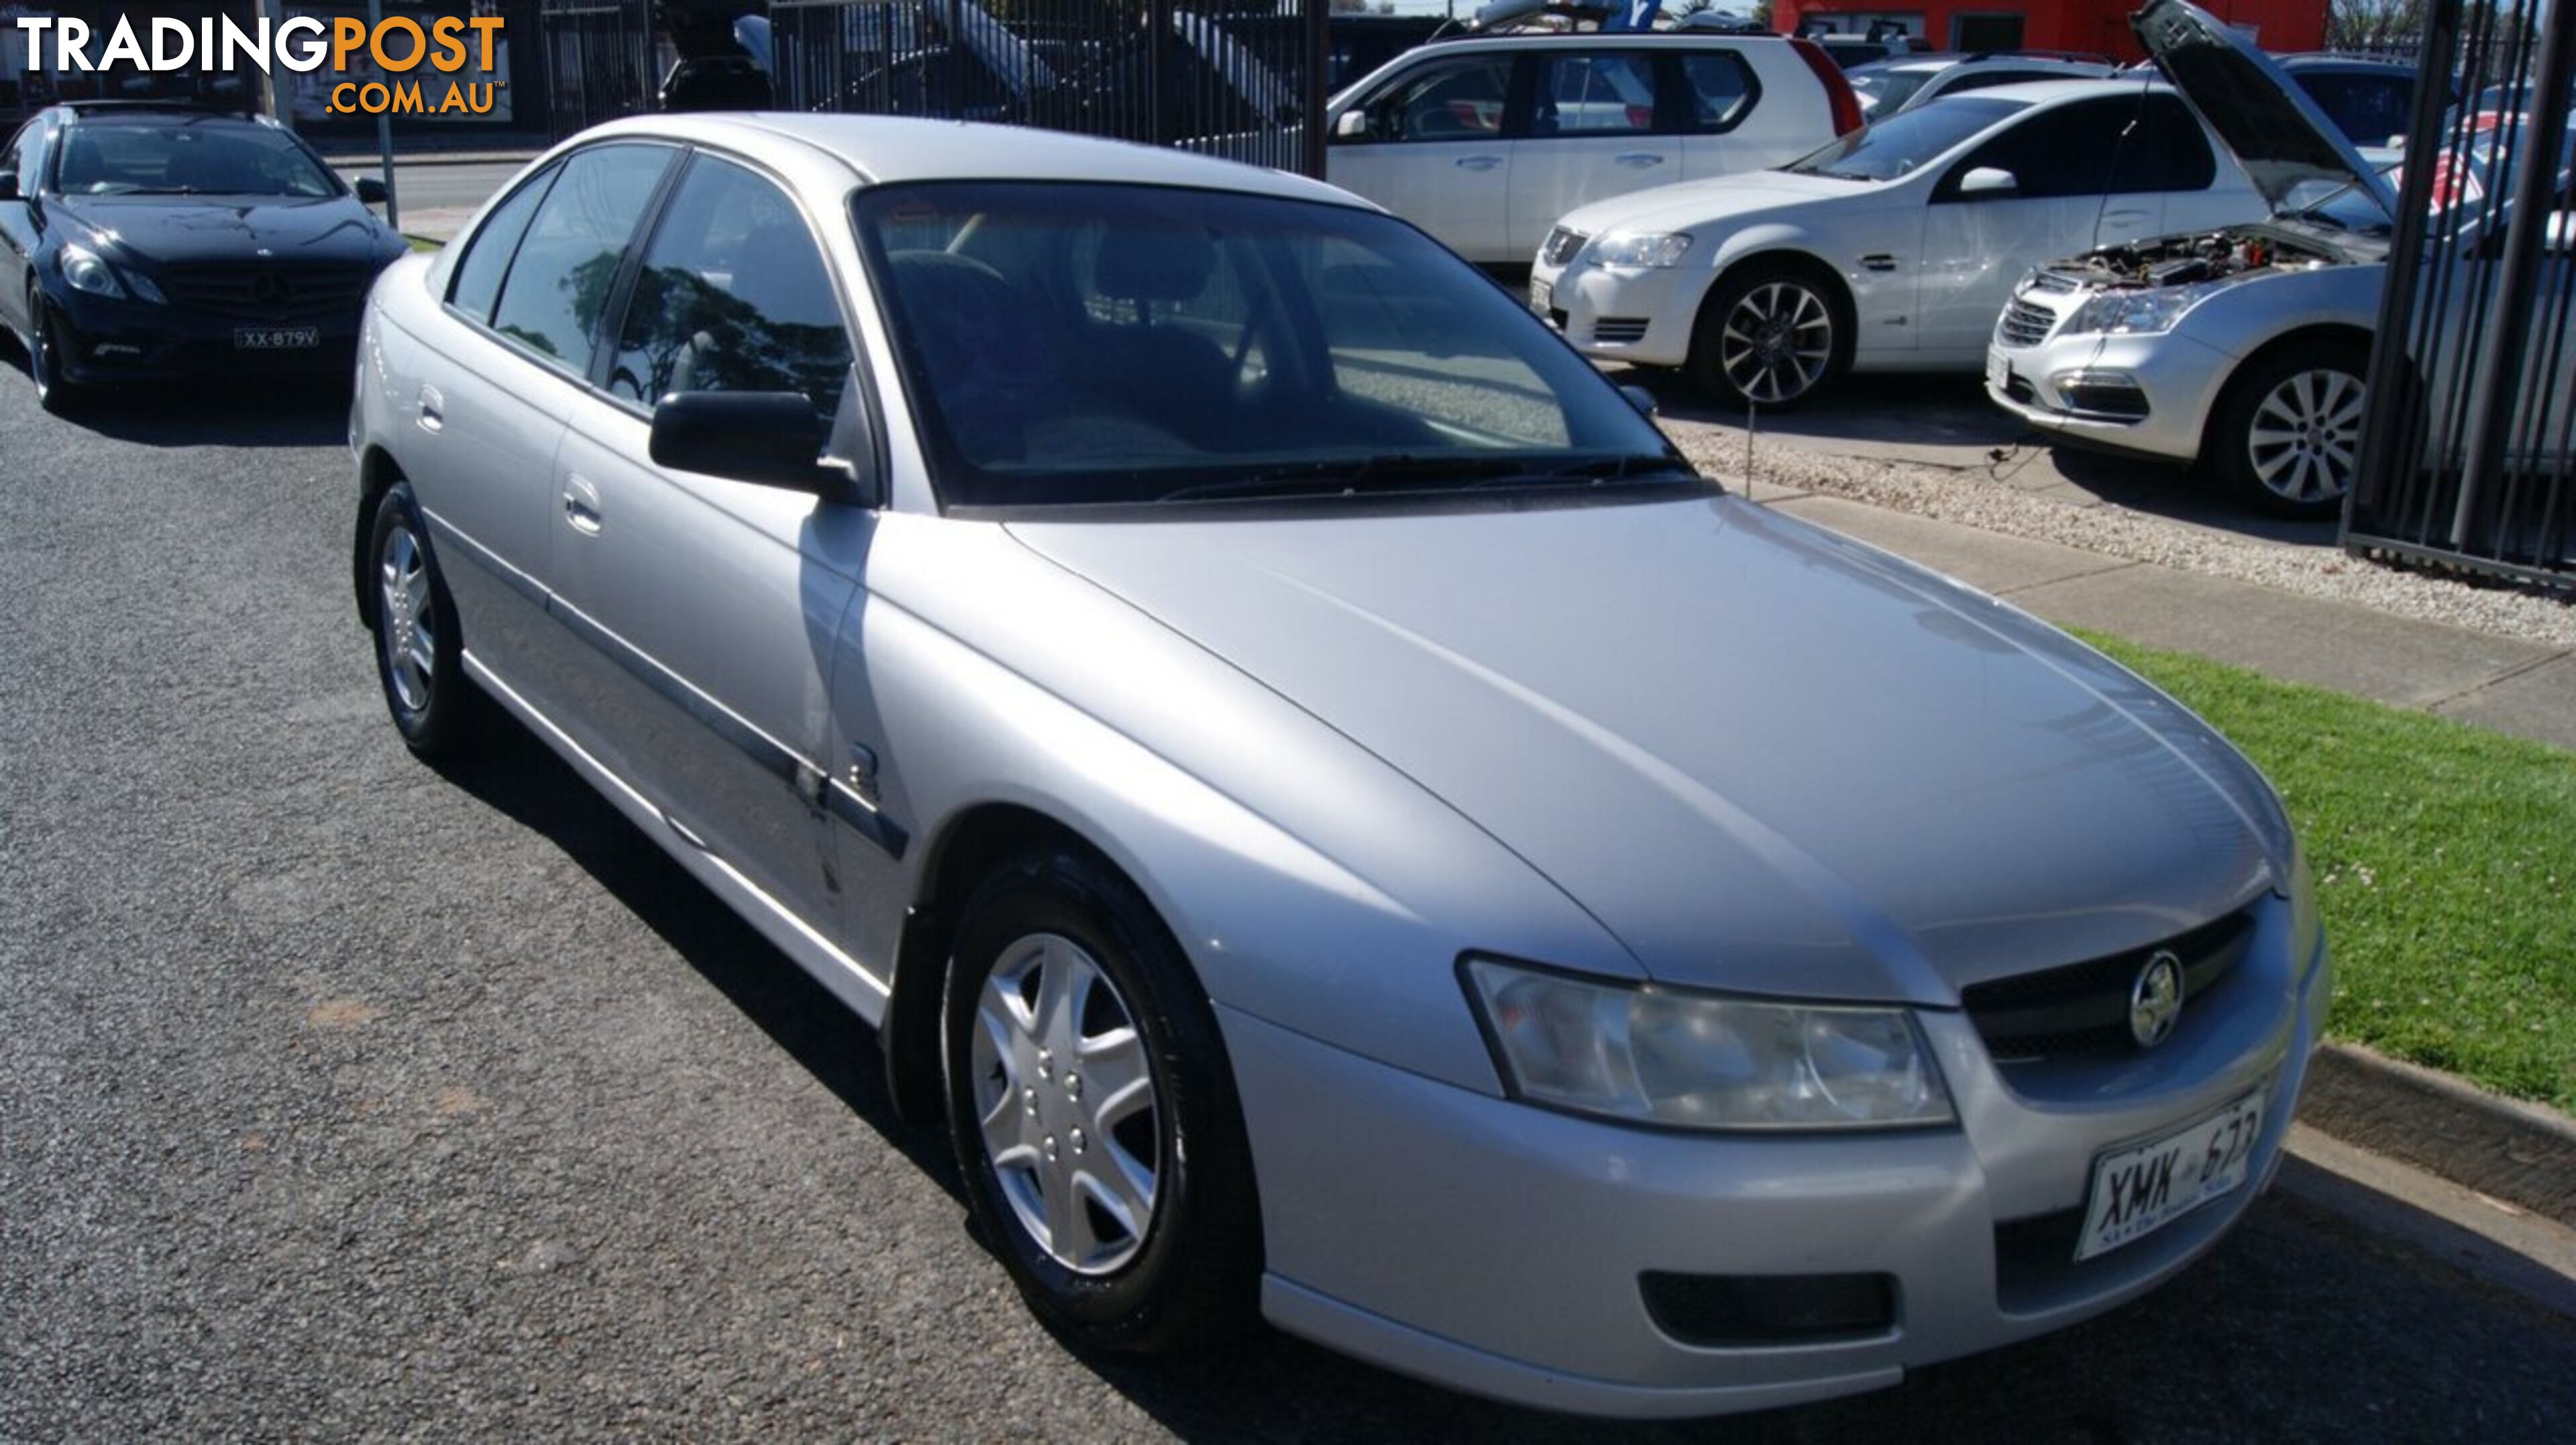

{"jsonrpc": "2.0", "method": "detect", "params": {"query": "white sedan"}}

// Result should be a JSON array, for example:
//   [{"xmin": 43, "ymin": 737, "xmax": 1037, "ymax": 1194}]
[{"xmin": 1528, "ymin": 79, "xmax": 2266, "ymax": 409}]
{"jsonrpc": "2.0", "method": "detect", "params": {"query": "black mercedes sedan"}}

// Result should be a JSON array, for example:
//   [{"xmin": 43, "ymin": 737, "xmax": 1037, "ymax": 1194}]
[{"xmin": 0, "ymin": 101, "xmax": 408, "ymax": 412}]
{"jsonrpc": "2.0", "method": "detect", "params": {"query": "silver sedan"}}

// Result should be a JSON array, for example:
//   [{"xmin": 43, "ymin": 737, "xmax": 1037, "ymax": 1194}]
[{"xmin": 350, "ymin": 113, "xmax": 2329, "ymax": 1418}]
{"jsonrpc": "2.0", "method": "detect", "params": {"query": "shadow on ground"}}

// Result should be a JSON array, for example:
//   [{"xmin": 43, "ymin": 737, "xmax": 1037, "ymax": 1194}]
[{"xmin": 3, "ymin": 338, "xmax": 351, "ymax": 449}]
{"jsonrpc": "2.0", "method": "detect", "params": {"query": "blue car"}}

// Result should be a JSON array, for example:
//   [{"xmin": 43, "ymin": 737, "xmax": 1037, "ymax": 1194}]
[{"xmin": 0, "ymin": 101, "xmax": 408, "ymax": 412}]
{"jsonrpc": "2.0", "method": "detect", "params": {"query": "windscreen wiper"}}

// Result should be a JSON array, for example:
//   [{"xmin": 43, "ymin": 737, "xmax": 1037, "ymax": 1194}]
[{"xmin": 1157, "ymin": 452, "xmax": 1692, "ymax": 503}]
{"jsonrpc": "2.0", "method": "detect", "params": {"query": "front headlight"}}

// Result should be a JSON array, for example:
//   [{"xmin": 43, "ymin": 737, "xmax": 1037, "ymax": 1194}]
[
  {"xmin": 2066, "ymin": 281, "xmax": 2220, "ymax": 336},
  {"xmin": 1463, "ymin": 958, "xmax": 1954, "ymax": 1130},
  {"xmin": 1590, "ymin": 231, "xmax": 1694, "ymax": 268},
  {"xmin": 123, "ymin": 269, "xmax": 166, "ymax": 305},
  {"xmin": 60, "ymin": 244, "xmax": 127, "ymax": 299}
]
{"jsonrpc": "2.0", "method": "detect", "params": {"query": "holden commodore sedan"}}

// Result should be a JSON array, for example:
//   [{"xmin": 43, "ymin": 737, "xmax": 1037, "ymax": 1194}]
[{"xmin": 350, "ymin": 113, "xmax": 2326, "ymax": 1417}]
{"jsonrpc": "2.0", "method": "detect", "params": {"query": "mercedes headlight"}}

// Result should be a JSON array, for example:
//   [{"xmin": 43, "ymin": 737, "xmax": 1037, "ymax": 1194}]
[
  {"xmin": 60, "ymin": 244, "xmax": 127, "ymax": 299},
  {"xmin": 1463, "ymin": 958, "xmax": 1953, "ymax": 1130},
  {"xmin": 2067, "ymin": 282, "xmax": 2220, "ymax": 336},
  {"xmin": 1590, "ymin": 231, "xmax": 1694, "ymax": 268}
]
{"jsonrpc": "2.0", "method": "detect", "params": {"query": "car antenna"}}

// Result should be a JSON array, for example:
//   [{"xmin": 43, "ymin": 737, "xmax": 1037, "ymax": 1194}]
[{"xmin": 2090, "ymin": 68, "xmax": 2154, "ymax": 255}]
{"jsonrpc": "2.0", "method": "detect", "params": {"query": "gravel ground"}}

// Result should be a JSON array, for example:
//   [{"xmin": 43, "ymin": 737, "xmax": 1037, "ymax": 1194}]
[
  {"xmin": 1657, "ymin": 422, "xmax": 2576, "ymax": 650},
  {"xmin": 4, "ymin": 361, "xmax": 2575, "ymax": 1441}
]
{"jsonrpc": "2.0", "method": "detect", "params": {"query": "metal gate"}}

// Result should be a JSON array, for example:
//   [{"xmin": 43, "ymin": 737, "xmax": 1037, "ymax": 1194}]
[
  {"xmin": 2349, "ymin": 0, "xmax": 2575, "ymax": 590},
  {"xmin": 540, "ymin": 0, "xmax": 657, "ymax": 139},
  {"xmin": 765, "ymin": 0, "xmax": 1331, "ymax": 177}
]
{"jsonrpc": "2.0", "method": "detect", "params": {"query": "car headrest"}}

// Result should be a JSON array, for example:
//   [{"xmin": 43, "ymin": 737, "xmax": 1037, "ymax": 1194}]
[{"xmin": 1093, "ymin": 226, "xmax": 1216, "ymax": 305}]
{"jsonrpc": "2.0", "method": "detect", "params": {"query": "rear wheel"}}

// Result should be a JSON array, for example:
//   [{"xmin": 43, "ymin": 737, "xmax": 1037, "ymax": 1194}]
[
  {"xmin": 2212, "ymin": 343, "xmax": 2365, "ymax": 519},
  {"xmin": 942, "ymin": 847, "xmax": 1260, "ymax": 1353},
  {"xmin": 368, "ymin": 482, "xmax": 474, "ymax": 755},
  {"xmin": 1687, "ymin": 262, "xmax": 1845, "ymax": 412}
]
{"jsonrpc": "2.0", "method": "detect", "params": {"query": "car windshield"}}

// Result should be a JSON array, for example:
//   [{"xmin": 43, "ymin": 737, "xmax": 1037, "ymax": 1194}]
[
  {"xmin": 54, "ymin": 117, "xmax": 339, "ymax": 198},
  {"xmin": 1847, "ymin": 64, "xmax": 1935, "ymax": 116},
  {"xmin": 1784, "ymin": 96, "xmax": 2026, "ymax": 181},
  {"xmin": 854, "ymin": 181, "xmax": 1693, "ymax": 509}
]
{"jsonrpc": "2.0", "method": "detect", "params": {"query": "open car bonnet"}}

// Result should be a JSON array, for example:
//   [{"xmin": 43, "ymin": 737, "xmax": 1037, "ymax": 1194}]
[{"xmin": 2136, "ymin": 0, "xmax": 2400, "ymax": 221}]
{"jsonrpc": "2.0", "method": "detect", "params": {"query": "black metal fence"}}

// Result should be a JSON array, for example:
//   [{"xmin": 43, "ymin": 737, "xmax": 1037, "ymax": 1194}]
[
  {"xmin": 537, "ymin": 0, "xmax": 1333, "ymax": 175},
  {"xmin": 769, "ymin": 0, "xmax": 1328, "ymax": 176},
  {"xmin": 2349, "ymin": 0, "xmax": 2575, "ymax": 589}
]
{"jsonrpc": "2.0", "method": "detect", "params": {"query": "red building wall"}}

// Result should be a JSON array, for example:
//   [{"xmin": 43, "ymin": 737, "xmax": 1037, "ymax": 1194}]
[{"xmin": 1772, "ymin": 0, "xmax": 2327, "ymax": 63}]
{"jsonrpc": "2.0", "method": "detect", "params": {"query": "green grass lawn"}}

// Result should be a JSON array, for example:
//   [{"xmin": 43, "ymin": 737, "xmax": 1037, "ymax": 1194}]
[
  {"xmin": 405, "ymin": 234, "xmax": 443, "ymax": 252},
  {"xmin": 2078, "ymin": 631, "xmax": 2576, "ymax": 1111}
]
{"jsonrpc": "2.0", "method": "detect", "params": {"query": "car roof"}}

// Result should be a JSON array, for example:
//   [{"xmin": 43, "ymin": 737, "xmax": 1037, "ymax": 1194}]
[
  {"xmin": 2275, "ymin": 54, "xmax": 2416, "ymax": 74},
  {"xmin": 1408, "ymin": 32, "xmax": 1798, "ymax": 50},
  {"xmin": 570, "ymin": 113, "xmax": 1372, "ymax": 207},
  {"xmin": 1953, "ymin": 76, "xmax": 2178, "ymax": 105}
]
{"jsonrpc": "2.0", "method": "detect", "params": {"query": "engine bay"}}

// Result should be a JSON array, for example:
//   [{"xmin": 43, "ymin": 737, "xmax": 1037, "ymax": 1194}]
[{"xmin": 2053, "ymin": 229, "xmax": 2346, "ymax": 290}]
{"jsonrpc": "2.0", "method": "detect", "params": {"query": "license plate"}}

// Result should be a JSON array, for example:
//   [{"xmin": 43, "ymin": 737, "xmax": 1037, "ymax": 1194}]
[
  {"xmin": 2075, "ymin": 1087, "xmax": 2266, "ymax": 1261},
  {"xmin": 235, "ymin": 327, "xmax": 320, "ymax": 350},
  {"xmin": 1530, "ymin": 278, "xmax": 1553, "ymax": 317},
  {"xmin": 1986, "ymin": 349, "xmax": 2012, "ymax": 394}
]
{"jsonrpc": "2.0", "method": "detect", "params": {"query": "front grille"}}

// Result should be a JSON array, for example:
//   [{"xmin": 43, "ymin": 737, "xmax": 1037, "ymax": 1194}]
[
  {"xmin": 2027, "ymin": 269, "xmax": 2081, "ymax": 295},
  {"xmin": 1640, "ymin": 1271, "xmax": 1896, "ymax": 1348},
  {"xmin": 1540, "ymin": 226, "xmax": 1589, "ymax": 268},
  {"xmin": 1591, "ymin": 316, "xmax": 1648, "ymax": 344},
  {"xmin": 1962, "ymin": 908, "xmax": 2255, "ymax": 1064},
  {"xmin": 157, "ymin": 262, "xmax": 374, "ymax": 324},
  {"xmin": 1996, "ymin": 298, "xmax": 2059, "ymax": 348}
]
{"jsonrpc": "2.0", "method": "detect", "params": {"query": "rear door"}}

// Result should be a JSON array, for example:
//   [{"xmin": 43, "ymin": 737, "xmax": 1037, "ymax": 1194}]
[
  {"xmin": 1506, "ymin": 48, "xmax": 1682, "ymax": 258},
  {"xmin": 1914, "ymin": 97, "xmax": 2173, "ymax": 357},
  {"xmin": 402, "ymin": 144, "xmax": 677, "ymax": 686},
  {"xmin": 545, "ymin": 150, "xmax": 867, "ymax": 934},
  {"xmin": 1325, "ymin": 49, "xmax": 1518, "ymax": 262}
]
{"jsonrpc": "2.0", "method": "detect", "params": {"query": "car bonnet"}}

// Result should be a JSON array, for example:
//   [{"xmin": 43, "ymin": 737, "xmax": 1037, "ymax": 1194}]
[{"xmin": 2135, "ymin": 0, "xmax": 2399, "ymax": 219}]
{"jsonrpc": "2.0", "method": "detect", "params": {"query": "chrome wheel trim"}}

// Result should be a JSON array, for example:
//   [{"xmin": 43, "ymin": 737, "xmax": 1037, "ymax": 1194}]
[
  {"xmin": 378, "ymin": 521, "xmax": 436, "ymax": 714},
  {"xmin": 29, "ymin": 299, "xmax": 58, "ymax": 402},
  {"xmin": 2247, "ymin": 367, "xmax": 2364, "ymax": 504},
  {"xmin": 1717, "ymin": 280, "xmax": 1833, "ymax": 405},
  {"xmin": 969, "ymin": 932, "xmax": 1161, "ymax": 1276}
]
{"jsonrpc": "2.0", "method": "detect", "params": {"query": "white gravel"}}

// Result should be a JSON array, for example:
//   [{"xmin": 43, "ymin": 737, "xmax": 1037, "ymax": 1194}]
[{"xmin": 1665, "ymin": 423, "xmax": 2576, "ymax": 651}]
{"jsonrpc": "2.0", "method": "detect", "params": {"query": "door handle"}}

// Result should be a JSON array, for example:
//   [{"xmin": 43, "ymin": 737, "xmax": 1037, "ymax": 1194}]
[
  {"xmin": 415, "ymin": 383, "xmax": 444, "ymax": 434},
  {"xmin": 1454, "ymin": 155, "xmax": 1503, "ymax": 172},
  {"xmin": 1613, "ymin": 152, "xmax": 1665, "ymax": 168},
  {"xmin": 562, "ymin": 475, "xmax": 602, "ymax": 535}
]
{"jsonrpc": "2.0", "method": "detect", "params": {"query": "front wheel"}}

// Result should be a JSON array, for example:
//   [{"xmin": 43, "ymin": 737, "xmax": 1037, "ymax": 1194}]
[
  {"xmin": 2212, "ymin": 345, "xmax": 2365, "ymax": 519},
  {"xmin": 942, "ymin": 847, "xmax": 1260, "ymax": 1353},
  {"xmin": 28, "ymin": 294, "xmax": 81, "ymax": 415},
  {"xmin": 1687, "ymin": 264, "xmax": 1845, "ymax": 412}
]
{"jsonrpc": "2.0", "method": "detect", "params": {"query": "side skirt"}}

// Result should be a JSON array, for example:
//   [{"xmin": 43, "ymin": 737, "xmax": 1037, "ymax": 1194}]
[{"xmin": 462, "ymin": 649, "xmax": 893, "ymax": 1027}]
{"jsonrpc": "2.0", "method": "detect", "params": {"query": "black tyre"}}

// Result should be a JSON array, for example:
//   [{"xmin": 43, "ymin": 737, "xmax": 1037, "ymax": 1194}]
[
  {"xmin": 2210, "ymin": 342, "xmax": 2365, "ymax": 520},
  {"xmin": 942, "ymin": 847, "xmax": 1260, "ymax": 1353},
  {"xmin": 1686, "ymin": 261, "xmax": 1847, "ymax": 413},
  {"xmin": 367, "ymin": 482, "xmax": 474, "ymax": 755},
  {"xmin": 28, "ymin": 292, "xmax": 80, "ymax": 415}
]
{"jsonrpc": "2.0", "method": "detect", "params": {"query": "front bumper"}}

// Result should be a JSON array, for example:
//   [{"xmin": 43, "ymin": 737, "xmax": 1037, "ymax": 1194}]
[
  {"xmin": 1529, "ymin": 255, "xmax": 1707, "ymax": 369},
  {"xmin": 49, "ymin": 286, "xmax": 364, "ymax": 386},
  {"xmin": 1983, "ymin": 297, "xmax": 2237, "ymax": 466},
  {"xmin": 1224, "ymin": 898, "xmax": 2329, "ymax": 1419}
]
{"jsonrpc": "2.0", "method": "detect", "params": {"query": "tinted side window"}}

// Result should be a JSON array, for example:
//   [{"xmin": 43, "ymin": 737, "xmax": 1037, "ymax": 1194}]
[
  {"xmin": 1953, "ymin": 98, "xmax": 2150, "ymax": 198},
  {"xmin": 2295, "ymin": 72, "xmax": 2414, "ymax": 146},
  {"xmin": 608, "ymin": 155, "xmax": 853, "ymax": 417},
  {"xmin": 489, "ymin": 144, "xmax": 672, "ymax": 371},
  {"xmin": 447, "ymin": 162, "xmax": 557, "ymax": 323},
  {"xmin": 5, "ymin": 117, "xmax": 45, "ymax": 188},
  {"xmin": 2124, "ymin": 95, "xmax": 2218, "ymax": 193},
  {"xmin": 1532, "ymin": 52, "xmax": 1660, "ymax": 136},
  {"xmin": 1939, "ymin": 69, "xmax": 2058, "ymax": 97},
  {"xmin": 1680, "ymin": 52, "xmax": 1758, "ymax": 131},
  {"xmin": 1354, "ymin": 56, "xmax": 1512, "ymax": 142}
]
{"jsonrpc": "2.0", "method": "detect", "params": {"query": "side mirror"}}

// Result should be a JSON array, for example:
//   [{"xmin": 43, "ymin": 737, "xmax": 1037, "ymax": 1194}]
[
  {"xmin": 0, "ymin": 171, "xmax": 19, "ymax": 203},
  {"xmin": 1958, "ymin": 167, "xmax": 2019, "ymax": 197},
  {"xmin": 649, "ymin": 391, "xmax": 835, "ymax": 492},
  {"xmin": 1333, "ymin": 109, "xmax": 1368, "ymax": 140},
  {"xmin": 354, "ymin": 176, "xmax": 388, "ymax": 205},
  {"xmin": 1619, "ymin": 383, "xmax": 1658, "ymax": 418}
]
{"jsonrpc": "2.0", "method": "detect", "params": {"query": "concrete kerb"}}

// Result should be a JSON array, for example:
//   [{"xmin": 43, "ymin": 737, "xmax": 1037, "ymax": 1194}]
[{"xmin": 2298, "ymin": 1042, "xmax": 2576, "ymax": 1230}]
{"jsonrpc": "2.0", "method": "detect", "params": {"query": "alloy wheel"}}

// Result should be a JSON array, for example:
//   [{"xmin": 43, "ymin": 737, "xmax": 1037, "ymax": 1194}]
[
  {"xmin": 378, "ymin": 521, "xmax": 437, "ymax": 714},
  {"xmin": 28, "ymin": 297, "xmax": 60, "ymax": 405},
  {"xmin": 1718, "ymin": 280, "xmax": 1833, "ymax": 405},
  {"xmin": 2246, "ymin": 367, "xmax": 2363, "ymax": 506},
  {"xmin": 969, "ymin": 931, "xmax": 1162, "ymax": 1275}
]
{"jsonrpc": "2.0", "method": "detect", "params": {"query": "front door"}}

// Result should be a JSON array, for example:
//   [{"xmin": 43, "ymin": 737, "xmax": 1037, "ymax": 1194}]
[
  {"xmin": 1326, "ymin": 51, "xmax": 1518, "ymax": 262},
  {"xmin": 545, "ymin": 151, "xmax": 869, "ymax": 934}
]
